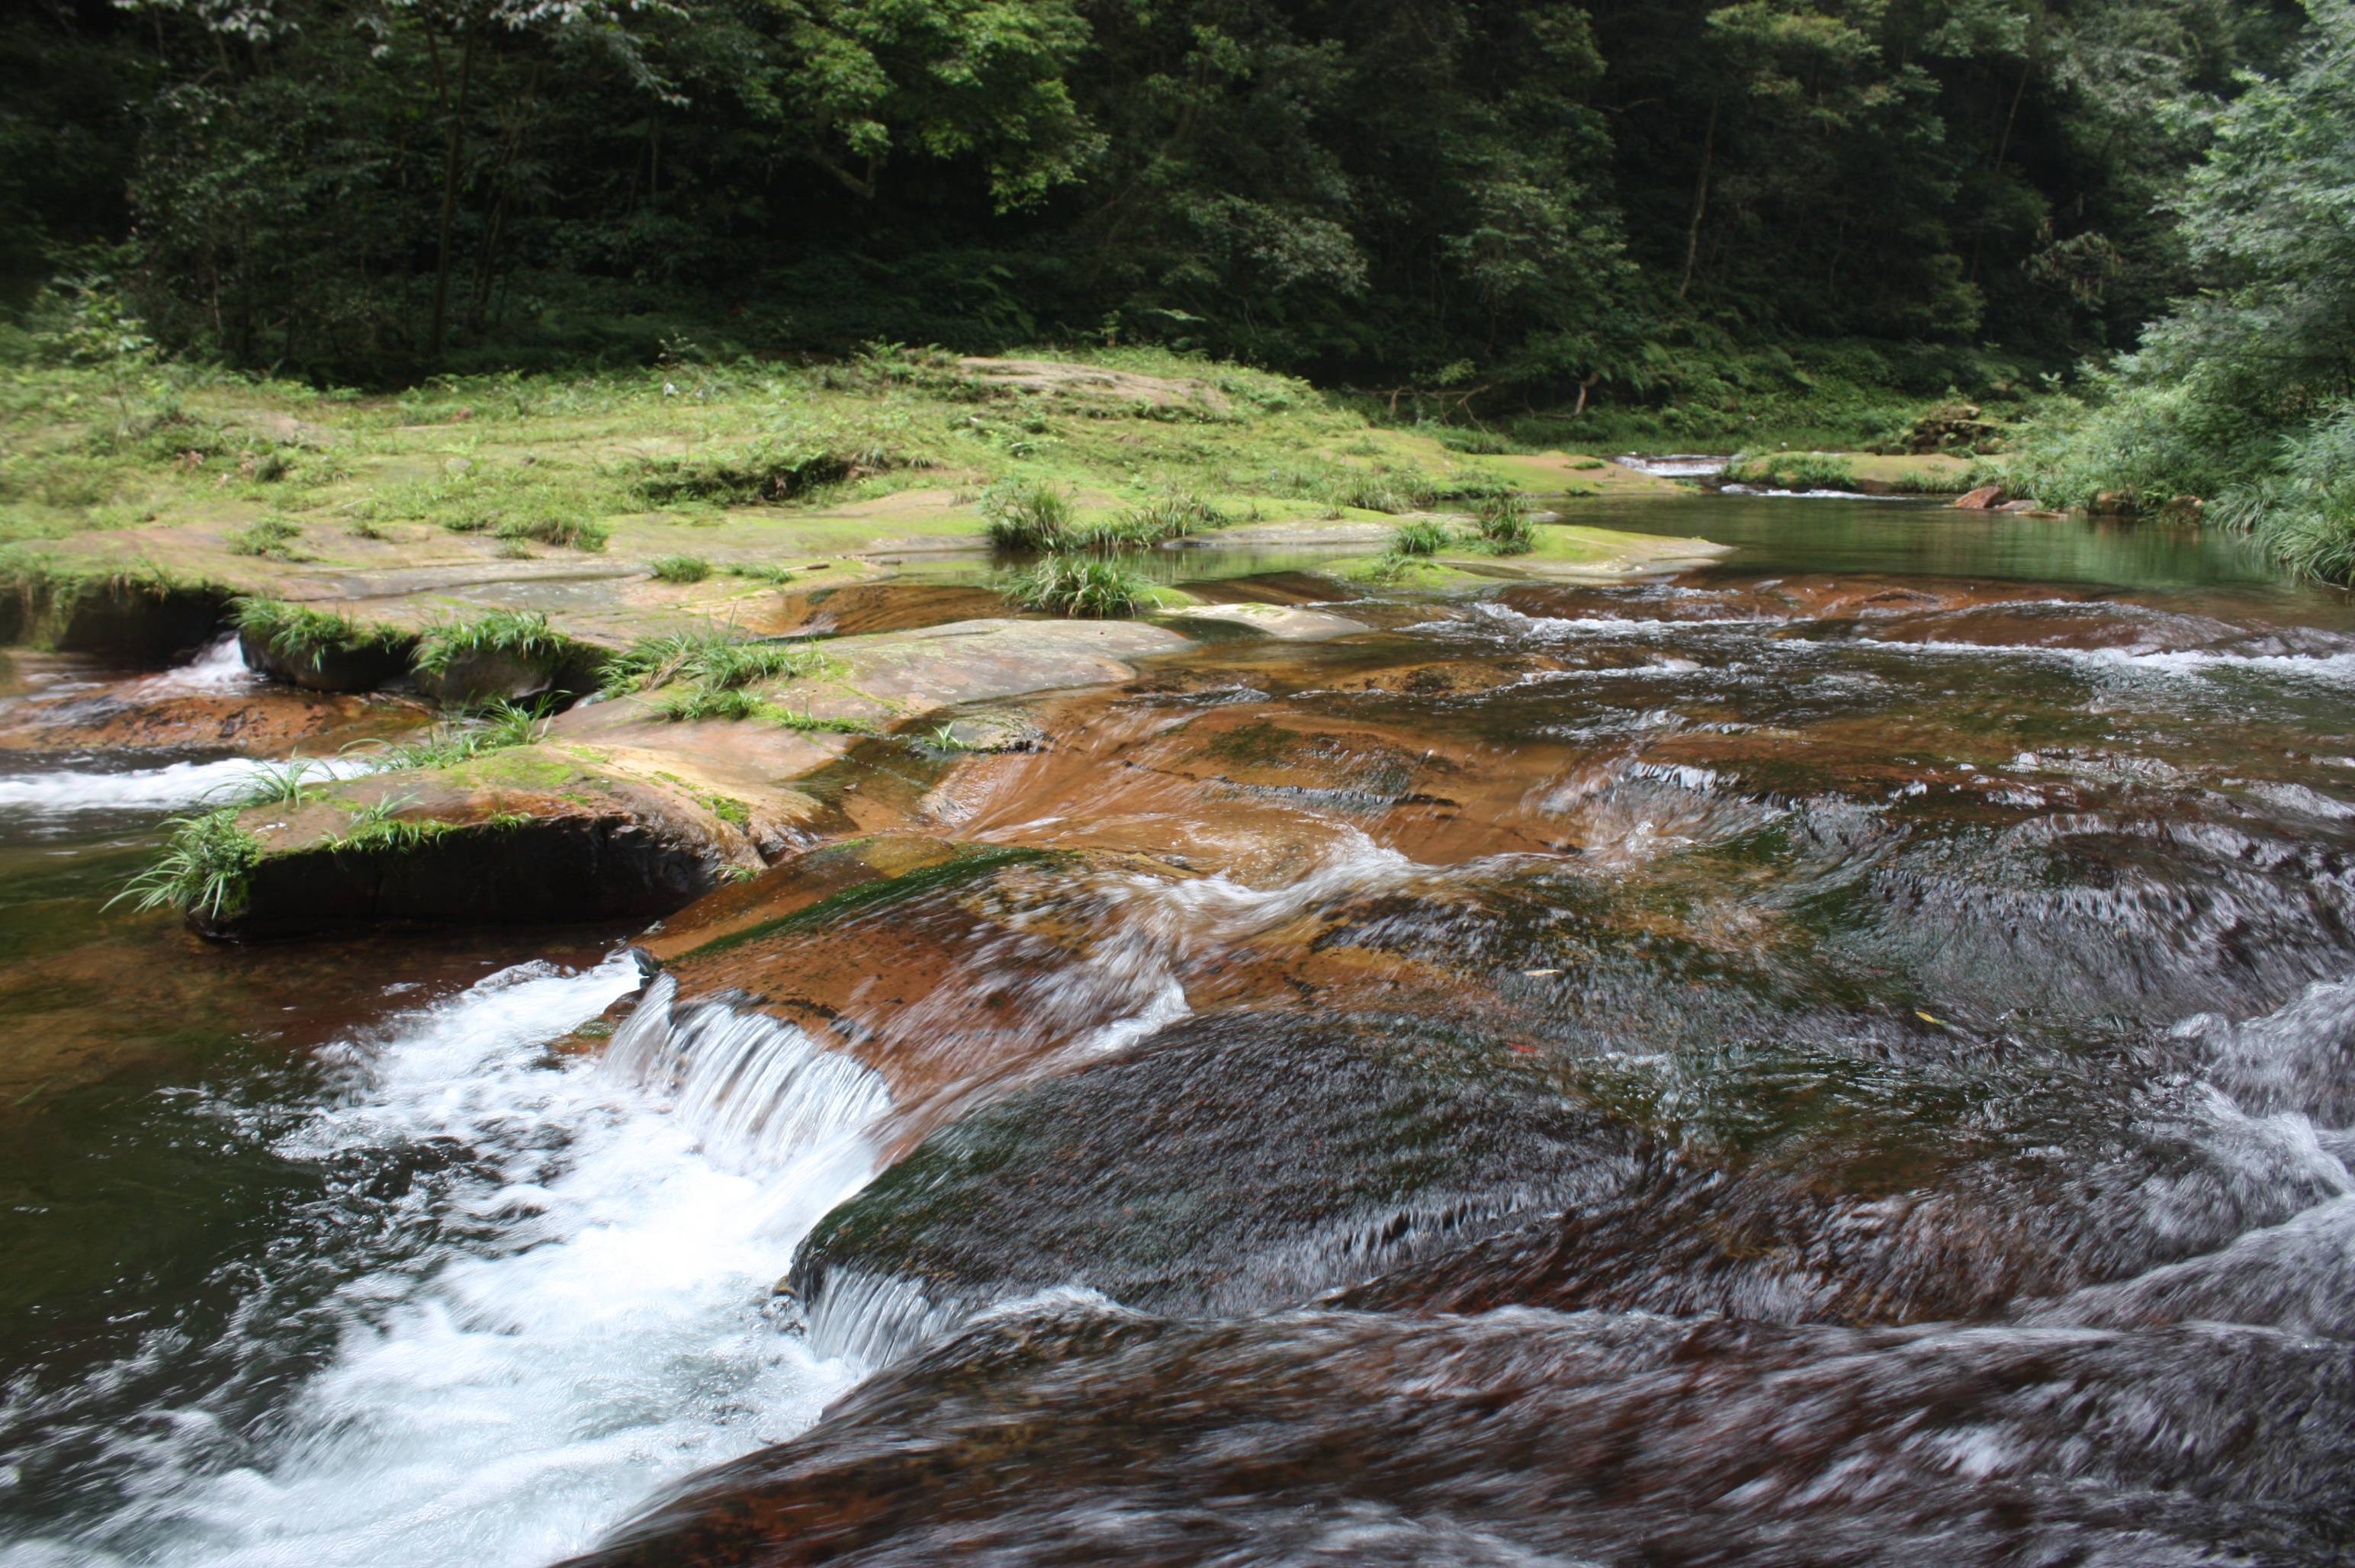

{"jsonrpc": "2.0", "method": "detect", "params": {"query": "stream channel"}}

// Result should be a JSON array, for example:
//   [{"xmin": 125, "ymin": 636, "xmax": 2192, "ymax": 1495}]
[{"xmin": 4, "ymin": 491, "xmax": 2354, "ymax": 1565}]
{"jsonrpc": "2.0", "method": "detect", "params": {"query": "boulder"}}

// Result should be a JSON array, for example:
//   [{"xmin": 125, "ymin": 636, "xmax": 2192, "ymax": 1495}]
[
  {"xmin": 2090, "ymin": 490, "xmax": 2136, "ymax": 517},
  {"xmin": 238, "ymin": 628, "xmax": 412, "ymax": 692},
  {"xmin": 201, "ymin": 744, "xmax": 757, "ymax": 937},
  {"xmin": 1951, "ymin": 485, "xmax": 2006, "ymax": 511}
]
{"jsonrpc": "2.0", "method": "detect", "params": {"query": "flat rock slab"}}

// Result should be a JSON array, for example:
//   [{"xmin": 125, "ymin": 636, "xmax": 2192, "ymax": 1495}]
[
  {"xmin": 1155, "ymin": 602, "xmax": 1369, "ymax": 641},
  {"xmin": 828, "ymin": 618, "xmax": 1196, "ymax": 710}
]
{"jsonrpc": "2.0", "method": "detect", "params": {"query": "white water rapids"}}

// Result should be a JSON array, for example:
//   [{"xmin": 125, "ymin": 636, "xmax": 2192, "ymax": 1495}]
[{"xmin": 0, "ymin": 956, "xmax": 888, "ymax": 1568}]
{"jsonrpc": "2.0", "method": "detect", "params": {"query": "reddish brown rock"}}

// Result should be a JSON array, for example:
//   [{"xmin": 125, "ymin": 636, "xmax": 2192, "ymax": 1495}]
[{"xmin": 1951, "ymin": 485, "xmax": 2006, "ymax": 511}]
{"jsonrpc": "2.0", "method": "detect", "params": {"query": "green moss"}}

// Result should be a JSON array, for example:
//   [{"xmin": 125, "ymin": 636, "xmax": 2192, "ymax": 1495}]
[{"xmin": 442, "ymin": 746, "xmax": 586, "ymax": 792}]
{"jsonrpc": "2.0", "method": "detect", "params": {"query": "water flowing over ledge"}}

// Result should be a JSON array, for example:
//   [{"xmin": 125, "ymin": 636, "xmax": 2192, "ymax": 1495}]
[{"xmin": 3, "ymin": 956, "xmax": 898, "ymax": 1568}]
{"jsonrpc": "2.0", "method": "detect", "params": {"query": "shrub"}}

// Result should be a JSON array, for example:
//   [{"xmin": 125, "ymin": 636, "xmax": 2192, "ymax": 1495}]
[
  {"xmin": 649, "ymin": 554, "xmax": 713, "ymax": 583},
  {"xmin": 1007, "ymin": 556, "xmax": 1150, "ymax": 617},
  {"xmin": 2211, "ymin": 403, "xmax": 2355, "ymax": 584}
]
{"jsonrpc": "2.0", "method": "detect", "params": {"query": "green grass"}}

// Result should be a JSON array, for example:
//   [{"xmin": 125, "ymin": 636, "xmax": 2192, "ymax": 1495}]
[
  {"xmin": 724, "ymin": 562, "xmax": 796, "ymax": 584},
  {"xmin": 648, "ymin": 554, "xmax": 713, "ymax": 583},
  {"xmin": 225, "ymin": 515, "xmax": 307, "ymax": 560},
  {"xmin": 633, "ymin": 435, "xmax": 912, "ymax": 506},
  {"xmin": 1470, "ymin": 493, "xmax": 1535, "ymax": 555},
  {"xmin": 411, "ymin": 609, "xmax": 568, "ymax": 676},
  {"xmin": 1005, "ymin": 556, "xmax": 1151, "ymax": 618},
  {"xmin": 367, "ymin": 699, "xmax": 551, "ymax": 770},
  {"xmin": 1724, "ymin": 452, "xmax": 1861, "ymax": 491},
  {"xmin": 651, "ymin": 684, "xmax": 768, "ymax": 722},
  {"xmin": 323, "ymin": 792, "xmax": 532, "ymax": 853},
  {"xmin": 496, "ymin": 512, "xmax": 608, "ymax": 551},
  {"xmin": 1390, "ymin": 519, "xmax": 1451, "ymax": 557},
  {"xmin": 232, "ymin": 596, "xmax": 407, "ymax": 670},
  {"xmin": 981, "ymin": 478, "xmax": 1078, "ymax": 549},
  {"xmin": 599, "ymin": 630, "xmax": 832, "ymax": 697},
  {"xmin": 110, "ymin": 808, "xmax": 262, "ymax": 921}
]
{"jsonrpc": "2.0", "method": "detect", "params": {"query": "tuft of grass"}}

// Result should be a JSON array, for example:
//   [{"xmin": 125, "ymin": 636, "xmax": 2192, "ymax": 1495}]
[
  {"xmin": 652, "ymin": 684, "xmax": 768, "ymax": 722},
  {"xmin": 329, "ymin": 794, "xmax": 451, "ymax": 853},
  {"xmin": 232, "ymin": 596, "xmax": 406, "ymax": 670},
  {"xmin": 649, "ymin": 554, "xmax": 712, "ymax": 583},
  {"xmin": 981, "ymin": 478, "xmax": 1077, "ymax": 549},
  {"xmin": 773, "ymin": 705, "xmax": 875, "ymax": 734},
  {"xmin": 1470, "ymin": 493, "xmax": 1535, "ymax": 555},
  {"xmin": 367, "ymin": 699, "xmax": 551, "ymax": 770},
  {"xmin": 635, "ymin": 437, "xmax": 904, "ymax": 506},
  {"xmin": 411, "ymin": 609, "xmax": 567, "ymax": 676},
  {"xmin": 494, "ymin": 512, "xmax": 607, "ymax": 551},
  {"xmin": 110, "ymin": 808, "xmax": 262, "ymax": 921},
  {"xmin": 1390, "ymin": 519, "xmax": 1451, "ymax": 557},
  {"xmin": 724, "ymin": 562, "xmax": 795, "ymax": 584},
  {"xmin": 599, "ymin": 631, "xmax": 831, "ymax": 697},
  {"xmin": 225, "ymin": 515, "xmax": 306, "ymax": 560},
  {"xmin": 220, "ymin": 756, "xmax": 326, "ymax": 808},
  {"xmin": 1005, "ymin": 555, "xmax": 1151, "ymax": 618}
]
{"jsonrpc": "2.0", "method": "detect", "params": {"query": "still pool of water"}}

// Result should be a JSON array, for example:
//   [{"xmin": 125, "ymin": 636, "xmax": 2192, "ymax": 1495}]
[{"xmin": 4, "ymin": 492, "xmax": 2353, "ymax": 1566}]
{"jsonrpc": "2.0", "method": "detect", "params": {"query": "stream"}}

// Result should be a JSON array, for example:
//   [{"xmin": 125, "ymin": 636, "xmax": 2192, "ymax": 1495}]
[{"xmin": 4, "ymin": 493, "xmax": 2354, "ymax": 1565}]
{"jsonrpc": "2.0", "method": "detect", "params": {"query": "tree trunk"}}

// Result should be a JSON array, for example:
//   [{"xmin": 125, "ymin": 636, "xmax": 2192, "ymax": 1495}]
[
  {"xmin": 1679, "ymin": 97, "xmax": 1719, "ymax": 300},
  {"xmin": 428, "ymin": 24, "xmax": 477, "ymax": 363}
]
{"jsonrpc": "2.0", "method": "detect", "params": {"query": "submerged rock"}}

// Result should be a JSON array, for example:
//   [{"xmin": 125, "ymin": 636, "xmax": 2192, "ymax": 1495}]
[
  {"xmin": 782, "ymin": 1009, "xmax": 1648, "ymax": 1362},
  {"xmin": 564, "ymin": 1300, "xmax": 2355, "ymax": 1568}
]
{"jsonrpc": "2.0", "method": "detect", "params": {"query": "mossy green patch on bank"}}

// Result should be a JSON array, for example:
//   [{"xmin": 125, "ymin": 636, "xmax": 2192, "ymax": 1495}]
[{"xmin": 1327, "ymin": 516, "xmax": 1721, "ymax": 589}]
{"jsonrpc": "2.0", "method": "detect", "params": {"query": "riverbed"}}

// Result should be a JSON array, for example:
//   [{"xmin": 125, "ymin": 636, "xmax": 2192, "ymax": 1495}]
[{"xmin": 5, "ymin": 492, "xmax": 2353, "ymax": 1565}]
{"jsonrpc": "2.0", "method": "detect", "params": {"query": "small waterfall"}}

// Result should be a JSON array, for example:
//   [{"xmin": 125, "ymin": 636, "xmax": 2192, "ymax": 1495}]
[
  {"xmin": 131, "ymin": 634, "xmax": 259, "ymax": 696},
  {"xmin": 0, "ymin": 753, "xmax": 375, "ymax": 818},
  {"xmin": 605, "ymin": 975, "xmax": 894, "ymax": 1177},
  {"xmin": 8, "ymin": 956, "xmax": 901, "ymax": 1568},
  {"xmin": 800, "ymin": 1268, "xmax": 977, "ymax": 1371}
]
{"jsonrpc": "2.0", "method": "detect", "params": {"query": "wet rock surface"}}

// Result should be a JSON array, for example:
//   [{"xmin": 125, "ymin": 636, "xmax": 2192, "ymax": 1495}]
[
  {"xmin": 570, "ymin": 554, "xmax": 2355, "ymax": 1566},
  {"xmin": 567, "ymin": 1301, "xmax": 2355, "ymax": 1568},
  {"xmin": 14, "ymin": 484, "xmax": 2355, "ymax": 1566}
]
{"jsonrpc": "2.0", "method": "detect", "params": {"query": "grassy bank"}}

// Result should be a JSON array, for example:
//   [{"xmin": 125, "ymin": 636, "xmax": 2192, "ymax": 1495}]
[{"xmin": 0, "ymin": 345, "xmax": 1706, "ymax": 612}]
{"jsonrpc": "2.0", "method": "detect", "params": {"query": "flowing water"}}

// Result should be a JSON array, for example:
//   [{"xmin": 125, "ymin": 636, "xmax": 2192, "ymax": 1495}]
[{"xmin": 5, "ymin": 494, "xmax": 2354, "ymax": 1566}]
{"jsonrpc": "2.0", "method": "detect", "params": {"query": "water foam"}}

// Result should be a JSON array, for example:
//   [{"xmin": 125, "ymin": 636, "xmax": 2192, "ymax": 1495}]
[
  {"xmin": 128, "ymin": 637, "xmax": 260, "ymax": 698},
  {"xmin": 4, "ymin": 956, "xmax": 890, "ymax": 1568},
  {"xmin": 0, "ymin": 754, "xmax": 375, "ymax": 817}
]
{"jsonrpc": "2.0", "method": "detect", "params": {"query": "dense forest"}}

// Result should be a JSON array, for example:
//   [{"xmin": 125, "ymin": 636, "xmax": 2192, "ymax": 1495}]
[{"xmin": 2, "ymin": 0, "xmax": 2351, "ymax": 575}]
